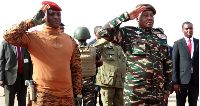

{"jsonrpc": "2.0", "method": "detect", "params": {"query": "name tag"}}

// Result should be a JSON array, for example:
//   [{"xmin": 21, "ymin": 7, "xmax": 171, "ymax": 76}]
[{"xmin": 24, "ymin": 59, "xmax": 29, "ymax": 63}]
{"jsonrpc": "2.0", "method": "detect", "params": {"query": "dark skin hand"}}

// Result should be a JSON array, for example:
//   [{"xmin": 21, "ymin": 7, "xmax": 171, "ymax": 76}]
[
  {"xmin": 163, "ymin": 94, "xmax": 168, "ymax": 105},
  {"xmin": 173, "ymin": 83, "xmax": 180, "ymax": 94},
  {"xmin": 0, "ymin": 80, "xmax": 5, "ymax": 87},
  {"xmin": 128, "ymin": 6, "xmax": 146, "ymax": 20}
]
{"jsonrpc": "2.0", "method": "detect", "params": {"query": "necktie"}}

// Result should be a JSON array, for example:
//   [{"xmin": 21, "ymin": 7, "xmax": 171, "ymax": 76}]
[
  {"xmin": 188, "ymin": 38, "xmax": 192, "ymax": 55},
  {"xmin": 17, "ymin": 46, "xmax": 23, "ymax": 74}
]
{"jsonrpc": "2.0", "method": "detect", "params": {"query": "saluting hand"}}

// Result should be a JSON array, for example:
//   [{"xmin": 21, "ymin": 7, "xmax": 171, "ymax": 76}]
[
  {"xmin": 128, "ymin": 6, "xmax": 146, "ymax": 20},
  {"xmin": 32, "ymin": 4, "xmax": 50, "ymax": 26}
]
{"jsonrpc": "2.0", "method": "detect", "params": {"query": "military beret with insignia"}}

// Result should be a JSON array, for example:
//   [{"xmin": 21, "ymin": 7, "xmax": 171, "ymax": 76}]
[
  {"xmin": 136, "ymin": 4, "xmax": 156, "ymax": 15},
  {"xmin": 42, "ymin": 1, "xmax": 62, "ymax": 11}
]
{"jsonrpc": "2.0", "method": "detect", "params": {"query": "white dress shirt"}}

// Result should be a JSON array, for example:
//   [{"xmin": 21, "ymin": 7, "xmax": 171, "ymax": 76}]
[{"xmin": 184, "ymin": 36, "xmax": 194, "ymax": 58}]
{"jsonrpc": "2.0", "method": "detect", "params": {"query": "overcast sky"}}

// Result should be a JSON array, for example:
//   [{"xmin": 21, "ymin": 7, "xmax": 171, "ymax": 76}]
[{"xmin": 0, "ymin": 0, "xmax": 199, "ymax": 46}]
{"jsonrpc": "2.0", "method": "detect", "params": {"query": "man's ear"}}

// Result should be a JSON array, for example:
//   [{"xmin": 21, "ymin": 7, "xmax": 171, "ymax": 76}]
[
  {"xmin": 136, "ymin": 13, "xmax": 142, "ymax": 23},
  {"xmin": 182, "ymin": 28, "xmax": 184, "ymax": 33},
  {"xmin": 44, "ymin": 12, "xmax": 47, "ymax": 22},
  {"xmin": 136, "ymin": 16, "xmax": 139, "ymax": 23}
]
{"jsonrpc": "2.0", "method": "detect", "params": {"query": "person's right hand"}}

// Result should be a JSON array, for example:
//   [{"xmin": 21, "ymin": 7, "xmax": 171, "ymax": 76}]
[
  {"xmin": 173, "ymin": 83, "xmax": 180, "ymax": 94},
  {"xmin": 0, "ymin": 80, "xmax": 5, "ymax": 87},
  {"xmin": 32, "ymin": 4, "xmax": 50, "ymax": 26},
  {"xmin": 128, "ymin": 6, "xmax": 146, "ymax": 20}
]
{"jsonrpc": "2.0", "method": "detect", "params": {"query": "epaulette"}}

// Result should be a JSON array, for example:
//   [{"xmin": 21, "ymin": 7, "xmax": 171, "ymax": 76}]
[{"xmin": 154, "ymin": 28, "xmax": 164, "ymax": 34}]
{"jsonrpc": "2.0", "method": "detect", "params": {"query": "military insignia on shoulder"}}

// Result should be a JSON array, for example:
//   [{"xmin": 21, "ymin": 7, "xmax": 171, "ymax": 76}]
[
  {"xmin": 135, "ymin": 31, "xmax": 142, "ymax": 35},
  {"xmin": 157, "ymin": 34, "xmax": 166, "ymax": 39}
]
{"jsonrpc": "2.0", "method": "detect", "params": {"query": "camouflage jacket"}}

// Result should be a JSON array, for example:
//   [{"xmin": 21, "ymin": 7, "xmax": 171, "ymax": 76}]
[
  {"xmin": 98, "ymin": 12, "xmax": 172, "ymax": 98},
  {"xmin": 92, "ymin": 38, "xmax": 126, "ymax": 88}
]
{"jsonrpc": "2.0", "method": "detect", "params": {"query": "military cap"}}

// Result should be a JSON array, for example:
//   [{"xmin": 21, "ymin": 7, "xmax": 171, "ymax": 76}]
[
  {"xmin": 42, "ymin": 1, "xmax": 62, "ymax": 11},
  {"xmin": 136, "ymin": 4, "xmax": 156, "ymax": 15},
  {"xmin": 94, "ymin": 26, "xmax": 102, "ymax": 34},
  {"xmin": 60, "ymin": 22, "xmax": 65, "ymax": 26}
]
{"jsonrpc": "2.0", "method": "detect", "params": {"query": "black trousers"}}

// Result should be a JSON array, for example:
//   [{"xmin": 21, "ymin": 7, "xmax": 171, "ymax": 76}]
[
  {"xmin": 176, "ymin": 74, "xmax": 199, "ymax": 106},
  {"xmin": 4, "ymin": 73, "xmax": 27, "ymax": 106}
]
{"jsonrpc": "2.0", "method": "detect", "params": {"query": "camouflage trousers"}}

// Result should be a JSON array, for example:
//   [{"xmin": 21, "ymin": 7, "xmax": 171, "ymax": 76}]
[
  {"xmin": 124, "ymin": 98, "xmax": 163, "ymax": 106},
  {"xmin": 124, "ymin": 73, "xmax": 165, "ymax": 106},
  {"xmin": 80, "ymin": 76, "xmax": 96, "ymax": 106},
  {"xmin": 32, "ymin": 91, "xmax": 75, "ymax": 106},
  {"xmin": 100, "ymin": 86, "xmax": 124, "ymax": 106}
]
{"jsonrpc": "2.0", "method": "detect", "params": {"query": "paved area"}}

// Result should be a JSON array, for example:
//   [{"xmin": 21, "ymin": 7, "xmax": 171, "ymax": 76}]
[{"xmin": 0, "ymin": 87, "xmax": 198, "ymax": 106}]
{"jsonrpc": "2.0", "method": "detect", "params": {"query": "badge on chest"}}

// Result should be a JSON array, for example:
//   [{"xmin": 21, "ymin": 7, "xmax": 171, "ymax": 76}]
[{"xmin": 24, "ymin": 59, "xmax": 29, "ymax": 63}]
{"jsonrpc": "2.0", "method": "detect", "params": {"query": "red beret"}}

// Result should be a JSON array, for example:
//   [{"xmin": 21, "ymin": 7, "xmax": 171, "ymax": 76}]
[{"xmin": 42, "ymin": 1, "xmax": 62, "ymax": 11}]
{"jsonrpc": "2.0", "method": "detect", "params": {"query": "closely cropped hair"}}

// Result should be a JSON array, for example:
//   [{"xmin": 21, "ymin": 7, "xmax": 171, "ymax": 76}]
[
  {"xmin": 182, "ymin": 21, "xmax": 193, "ymax": 28},
  {"xmin": 94, "ymin": 26, "xmax": 102, "ymax": 34}
]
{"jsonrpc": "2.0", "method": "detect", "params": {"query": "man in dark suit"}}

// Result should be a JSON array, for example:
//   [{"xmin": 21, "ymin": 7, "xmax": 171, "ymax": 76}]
[
  {"xmin": 172, "ymin": 21, "xmax": 199, "ymax": 106},
  {"xmin": 0, "ymin": 40, "xmax": 33, "ymax": 106}
]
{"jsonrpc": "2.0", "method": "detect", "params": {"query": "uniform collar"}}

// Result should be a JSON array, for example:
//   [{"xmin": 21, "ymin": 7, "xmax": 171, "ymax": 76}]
[
  {"xmin": 42, "ymin": 24, "xmax": 60, "ymax": 34},
  {"xmin": 138, "ymin": 27, "xmax": 153, "ymax": 33}
]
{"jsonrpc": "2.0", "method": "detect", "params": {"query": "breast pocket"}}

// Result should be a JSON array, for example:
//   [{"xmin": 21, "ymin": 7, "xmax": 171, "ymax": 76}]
[{"xmin": 132, "ymin": 40, "xmax": 147, "ymax": 55}]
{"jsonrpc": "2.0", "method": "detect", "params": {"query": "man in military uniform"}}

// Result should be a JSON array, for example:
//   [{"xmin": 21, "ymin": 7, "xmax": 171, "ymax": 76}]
[
  {"xmin": 88, "ymin": 26, "xmax": 103, "ymax": 106},
  {"xmin": 74, "ymin": 26, "xmax": 96, "ymax": 106},
  {"xmin": 96, "ymin": 4, "xmax": 172, "ymax": 106},
  {"xmin": 3, "ymin": 1, "xmax": 82, "ymax": 105},
  {"xmin": 92, "ymin": 36, "xmax": 126, "ymax": 106}
]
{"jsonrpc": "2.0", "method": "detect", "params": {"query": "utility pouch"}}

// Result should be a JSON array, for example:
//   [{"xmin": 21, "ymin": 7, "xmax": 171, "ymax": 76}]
[{"xmin": 25, "ymin": 80, "xmax": 36, "ymax": 101}]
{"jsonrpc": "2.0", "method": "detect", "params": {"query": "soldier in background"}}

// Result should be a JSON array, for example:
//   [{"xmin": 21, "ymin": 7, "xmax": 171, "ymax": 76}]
[
  {"xmin": 60, "ymin": 22, "xmax": 65, "ymax": 33},
  {"xmin": 92, "ymin": 38, "xmax": 126, "ymax": 106},
  {"xmin": 96, "ymin": 4, "xmax": 172, "ymax": 106},
  {"xmin": 88, "ymin": 26, "xmax": 103, "ymax": 106},
  {"xmin": 74, "ymin": 26, "xmax": 96, "ymax": 106}
]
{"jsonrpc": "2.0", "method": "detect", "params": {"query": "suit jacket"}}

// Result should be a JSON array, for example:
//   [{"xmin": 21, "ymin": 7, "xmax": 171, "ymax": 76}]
[
  {"xmin": 0, "ymin": 40, "xmax": 33, "ymax": 85},
  {"xmin": 172, "ymin": 37, "xmax": 199, "ymax": 84}
]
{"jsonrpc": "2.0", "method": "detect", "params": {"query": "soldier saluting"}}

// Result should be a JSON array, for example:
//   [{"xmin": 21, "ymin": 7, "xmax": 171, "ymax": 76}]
[
  {"xmin": 3, "ymin": 1, "xmax": 82, "ymax": 105},
  {"xmin": 97, "ymin": 4, "xmax": 172, "ymax": 106}
]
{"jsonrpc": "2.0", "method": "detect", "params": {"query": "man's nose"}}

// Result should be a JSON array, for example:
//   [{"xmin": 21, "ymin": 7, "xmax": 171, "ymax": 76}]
[{"xmin": 54, "ymin": 15, "xmax": 59, "ymax": 19}]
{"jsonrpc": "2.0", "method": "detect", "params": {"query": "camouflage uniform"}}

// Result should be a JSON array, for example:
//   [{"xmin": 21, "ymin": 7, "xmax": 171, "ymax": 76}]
[
  {"xmin": 97, "ymin": 12, "xmax": 172, "ymax": 106},
  {"xmin": 74, "ymin": 26, "xmax": 96, "ymax": 106},
  {"xmin": 92, "ymin": 38, "xmax": 126, "ymax": 106}
]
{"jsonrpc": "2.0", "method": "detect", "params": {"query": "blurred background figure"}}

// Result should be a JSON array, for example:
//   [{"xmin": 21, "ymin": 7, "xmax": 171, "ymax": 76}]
[{"xmin": 60, "ymin": 22, "xmax": 65, "ymax": 33}]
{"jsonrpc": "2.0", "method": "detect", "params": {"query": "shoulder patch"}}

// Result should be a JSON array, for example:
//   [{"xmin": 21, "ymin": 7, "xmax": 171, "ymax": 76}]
[
  {"xmin": 157, "ymin": 34, "xmax": 167, "ymax": 39},
  {"xmin": 153, "ymin": 28, "xmax": 167, "ymax": 39}
]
